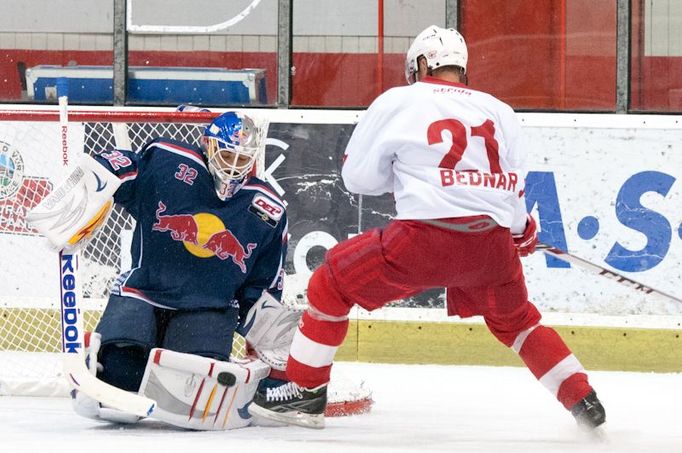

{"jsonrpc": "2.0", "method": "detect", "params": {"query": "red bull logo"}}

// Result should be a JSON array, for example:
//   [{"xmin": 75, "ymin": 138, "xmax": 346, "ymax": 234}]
[
  {"xmin": 203, "ymin": 229, "xmax": 256, "ymax": 273},
  {"xmin": 152, "ymin": 201, "xmax": 199, "ymax": 244},
  {"xmin": 152, "ymin": 200, "xmax": 256, "ymax": 273}
]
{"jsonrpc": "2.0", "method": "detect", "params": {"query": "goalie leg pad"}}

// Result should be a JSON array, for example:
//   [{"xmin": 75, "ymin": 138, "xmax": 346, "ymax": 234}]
[
  {"xmin": 139, "ymin": 348, "xmax": 270, "ymax": 430},
  {"xmin": 72, "ymin": 390, "xmax": 142, "ymax": 424}
]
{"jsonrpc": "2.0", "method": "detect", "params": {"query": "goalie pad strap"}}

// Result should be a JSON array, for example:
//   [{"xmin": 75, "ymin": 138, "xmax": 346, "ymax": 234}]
[{"xmin": 26, "ymin": 153, "xmax": 121, "ymax": 250}]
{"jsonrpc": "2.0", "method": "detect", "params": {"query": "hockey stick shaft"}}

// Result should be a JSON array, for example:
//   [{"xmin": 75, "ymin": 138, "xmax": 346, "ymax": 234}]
[
  {"xmin": 59, "ymin": 253, "xmax": 156, "ymax": 416},
  {"xmin": 536, "ymin": 243, "xmax": 681, "ymax": 305},
  {"xmin": 56, "ymin": 88, "xmax": 155, "ymax": 417}
]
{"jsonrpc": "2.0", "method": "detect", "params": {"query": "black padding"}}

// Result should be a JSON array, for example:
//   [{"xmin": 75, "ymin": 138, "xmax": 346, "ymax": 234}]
[{"xmin": 97, "ymin": 343, "xmax": 149, "ymax": 392}]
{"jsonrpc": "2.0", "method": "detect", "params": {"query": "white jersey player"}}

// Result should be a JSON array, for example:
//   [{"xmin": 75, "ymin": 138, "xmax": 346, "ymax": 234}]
[
  {"xmin": 342, "ymin": 57, "xmax": 527, "ymax": 233},
  {"xmin": 249, "ymin": 25, "xmax": 606, "ymax": 432}
]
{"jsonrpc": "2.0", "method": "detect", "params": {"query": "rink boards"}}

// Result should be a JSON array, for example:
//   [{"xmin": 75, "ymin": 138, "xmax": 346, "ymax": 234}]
[
  {"xmin": 0, "ymin": 107, "xmax": 680, "ymax": 373},
  {"xmin": 335, "ymin": 309, "xmax": 682, "ymax": 373}
]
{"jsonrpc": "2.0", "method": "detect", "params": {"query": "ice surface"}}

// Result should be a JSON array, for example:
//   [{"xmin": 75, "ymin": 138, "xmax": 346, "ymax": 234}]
[{"xmin": 1, "ymin": 361, "xmax": 681, "ymax": 453}]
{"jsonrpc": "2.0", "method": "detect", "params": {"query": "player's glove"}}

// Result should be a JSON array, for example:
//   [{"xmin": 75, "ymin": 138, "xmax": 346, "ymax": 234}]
[{"xmin": 513, "ymin": 214, "xmax": 538, "ymax": 257}]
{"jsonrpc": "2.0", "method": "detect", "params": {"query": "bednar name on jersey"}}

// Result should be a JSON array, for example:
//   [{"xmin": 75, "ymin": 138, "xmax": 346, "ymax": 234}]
[{"xmin": 440, "ymin": 169, "xmax": 520, "ymax": 192}]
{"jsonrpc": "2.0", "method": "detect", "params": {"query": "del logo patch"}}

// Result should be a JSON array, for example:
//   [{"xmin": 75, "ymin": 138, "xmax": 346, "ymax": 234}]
[{"xmin": 249, "ymin": 194, "xmax": 283, "ymax": 227}]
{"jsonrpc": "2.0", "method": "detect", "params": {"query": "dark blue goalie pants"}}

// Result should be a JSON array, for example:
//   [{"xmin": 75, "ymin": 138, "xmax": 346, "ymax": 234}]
[{"xmin": 95, "ymin": 294, "xmax": 239, "ymax": 392}]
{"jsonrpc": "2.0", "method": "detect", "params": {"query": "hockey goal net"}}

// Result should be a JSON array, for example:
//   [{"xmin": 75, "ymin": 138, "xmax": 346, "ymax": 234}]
[{"xmin": 0, "ymin": 108, "xmax": 371, "ymax": 416}]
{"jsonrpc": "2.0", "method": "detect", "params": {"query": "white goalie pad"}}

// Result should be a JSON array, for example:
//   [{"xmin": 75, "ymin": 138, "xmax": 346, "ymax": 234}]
[
  {"xmin": 242, "ymin": 292, "xmax": 303, "ymax": 370},
  {"xmin": 25, "ymin": 153, "xmax": 121, "ymax": 250},
  {"xmin": 139, "ymin": 348, "xmax": 270, "ymax": 430}
]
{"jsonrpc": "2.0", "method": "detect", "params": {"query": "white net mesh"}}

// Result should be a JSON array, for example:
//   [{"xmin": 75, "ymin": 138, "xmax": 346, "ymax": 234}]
[
  {"xmin": 0, "ymin": 110, "xmax": 370, "ymax": 416},
  {"xmin": 0, "ymin": 112, "xmax": 255, "ymax": 395}
]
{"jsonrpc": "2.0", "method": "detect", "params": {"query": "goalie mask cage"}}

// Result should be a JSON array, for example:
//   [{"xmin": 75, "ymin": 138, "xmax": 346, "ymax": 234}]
[{"xmin": 0, "ymin": 108, "xmax": 371, "ymax": 417}]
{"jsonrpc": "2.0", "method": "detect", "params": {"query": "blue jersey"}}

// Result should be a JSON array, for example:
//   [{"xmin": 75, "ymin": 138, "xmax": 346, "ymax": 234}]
[{"xmin": 93, "ymin": 137, "xmax": 287, "ymax": 315}]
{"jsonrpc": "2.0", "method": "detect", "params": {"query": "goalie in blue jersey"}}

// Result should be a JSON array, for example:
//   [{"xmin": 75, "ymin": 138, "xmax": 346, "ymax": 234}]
[{"xmin": 27, "ymin": 111, "xmax": 299, "ymax": 430}]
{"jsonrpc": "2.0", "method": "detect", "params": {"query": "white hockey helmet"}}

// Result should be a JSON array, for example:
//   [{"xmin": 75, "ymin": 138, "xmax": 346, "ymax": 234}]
[{"xmin": 405, "ymin": 25, "xmax": 468, "ymax": 84}]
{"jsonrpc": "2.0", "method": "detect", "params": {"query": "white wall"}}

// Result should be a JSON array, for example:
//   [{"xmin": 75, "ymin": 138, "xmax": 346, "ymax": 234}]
[
  {"xmin": 645, "ymin": 0, "xmax": 682, "ymax": 56},
  {"xmin": 0, "ymin": 0, "xmax": 442, "ymax": 36},
  {"xmin": 0, "ymin": 0, "xmax": 442, "ymax": 54},
  {"xmin": 0, "ymin": 0, "xmax": 113, "ymax": 33}
]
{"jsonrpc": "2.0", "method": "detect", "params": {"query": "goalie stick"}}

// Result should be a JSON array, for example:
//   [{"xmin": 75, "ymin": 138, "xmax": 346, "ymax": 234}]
[
  {"xmin": 55, "ymin": 86, "xmax": 156, "ymax": 417},
  {"xmin": 536, "ymin": 243, "xmax": 681, "ymax": 305}
]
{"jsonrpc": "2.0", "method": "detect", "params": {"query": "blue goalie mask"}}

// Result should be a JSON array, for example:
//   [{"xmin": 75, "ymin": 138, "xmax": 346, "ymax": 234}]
[{"xmin": 201, "ymin": 111, "xmax": 267, "ymax": 200}]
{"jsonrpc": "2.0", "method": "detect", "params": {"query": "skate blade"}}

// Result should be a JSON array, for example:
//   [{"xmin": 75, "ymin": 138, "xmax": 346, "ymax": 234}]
[
  {"xmin": 248, "ymin": 403, "xmax": 325, "ymax": 429},
  {"xmin": 579, "ymin": 423, "xmax": 607, "ymax": 443},
  {"xmin": 589, "ymin": 425, "xmax": 607, "ymax": 442}
]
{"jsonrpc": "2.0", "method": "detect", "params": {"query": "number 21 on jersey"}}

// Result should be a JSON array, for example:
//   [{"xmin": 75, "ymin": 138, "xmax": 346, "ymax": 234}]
[
  {"xmin": 428, "ymin": 118, "xmax": 502, "ymax": 173},
  {"xmin": 428, "ymin": 118, "xmax": 520, "ymax": 193}
]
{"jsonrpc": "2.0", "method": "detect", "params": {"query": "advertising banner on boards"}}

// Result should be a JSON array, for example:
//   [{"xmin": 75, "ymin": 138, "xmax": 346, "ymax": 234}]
[
  {"xmin": 262, "ymin": 117, "xmax": 682, "ymax": 315},
  {"xmin": 0, "ymin": 112, "xmax": 680, "ymax": 316}
]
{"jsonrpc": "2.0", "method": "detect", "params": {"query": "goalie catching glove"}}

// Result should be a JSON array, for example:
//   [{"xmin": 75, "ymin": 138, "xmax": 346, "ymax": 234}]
[
  {"xmin": 240, "ymin": 292, "xmax": 303, "ymax": 371},
  {"xmin": 25, "ymin": 153, "xmax": 121, "ymax": 251}
]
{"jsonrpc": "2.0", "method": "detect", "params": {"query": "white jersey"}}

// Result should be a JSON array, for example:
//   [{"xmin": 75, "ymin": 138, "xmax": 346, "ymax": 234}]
[{"xmin": 342, "ymin": 76, "xmax": 528, "ymax": 234}]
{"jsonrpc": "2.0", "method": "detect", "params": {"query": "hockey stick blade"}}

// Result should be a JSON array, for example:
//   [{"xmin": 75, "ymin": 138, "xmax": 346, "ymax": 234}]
[
  {"xmin": 537, "ymin": 243, "xmax": 681, "ymax": 304},
  {"xmin": 64, "ymin": 354, "xmax": 156, "ymax": 417}
]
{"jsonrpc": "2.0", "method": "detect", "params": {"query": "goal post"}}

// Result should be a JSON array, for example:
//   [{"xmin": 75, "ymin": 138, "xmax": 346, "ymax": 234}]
[{"xmin": 0, "ymin": 107, "xmax": 371, "ymax": 416}]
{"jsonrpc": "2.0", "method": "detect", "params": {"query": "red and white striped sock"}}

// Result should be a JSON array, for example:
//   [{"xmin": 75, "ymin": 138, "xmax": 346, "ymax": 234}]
[
  {"xmin": 286, "ymin": 309, "xmax": 349, "ymax": 389},
  {"xmin": 513, "ymin": 324, "xmax": 593, "ymax": 409}
]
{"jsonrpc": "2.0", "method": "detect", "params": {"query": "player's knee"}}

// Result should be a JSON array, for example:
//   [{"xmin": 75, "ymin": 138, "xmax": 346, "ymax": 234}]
[
  {"xmin": 485, "ymin": 302, "xmax": 542, "ymax": 347},
  {"xmin": 98, "ymin": 343, "xmax": 149, "ymax": 392},
  {"xmin": 307, "ymin": 264, "xmax": 354, "ymax": 317}
]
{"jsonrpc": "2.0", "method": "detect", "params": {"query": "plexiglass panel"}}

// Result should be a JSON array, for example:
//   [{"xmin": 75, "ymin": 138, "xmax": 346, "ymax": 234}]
[
  {"xmin": 630, "ymin": 0, "xmax": 682, "ymax": 112},
  {"xmin": 125, "ymin": 0, "xmax": 277, "ymax": 107},
  {"xmin": 290, "ymin": 0, "xmax": 445, "ymax": 108}
]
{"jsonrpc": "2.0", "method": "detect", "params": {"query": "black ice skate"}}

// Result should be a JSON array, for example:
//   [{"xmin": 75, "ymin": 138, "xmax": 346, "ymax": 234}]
[
  {"xmin": 571, "ymin": 390, "xmax": 606, "ymax": 429},
  {"xmin": 249, "ymin": 381, "xmax": 327, "ymax": 429}
]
